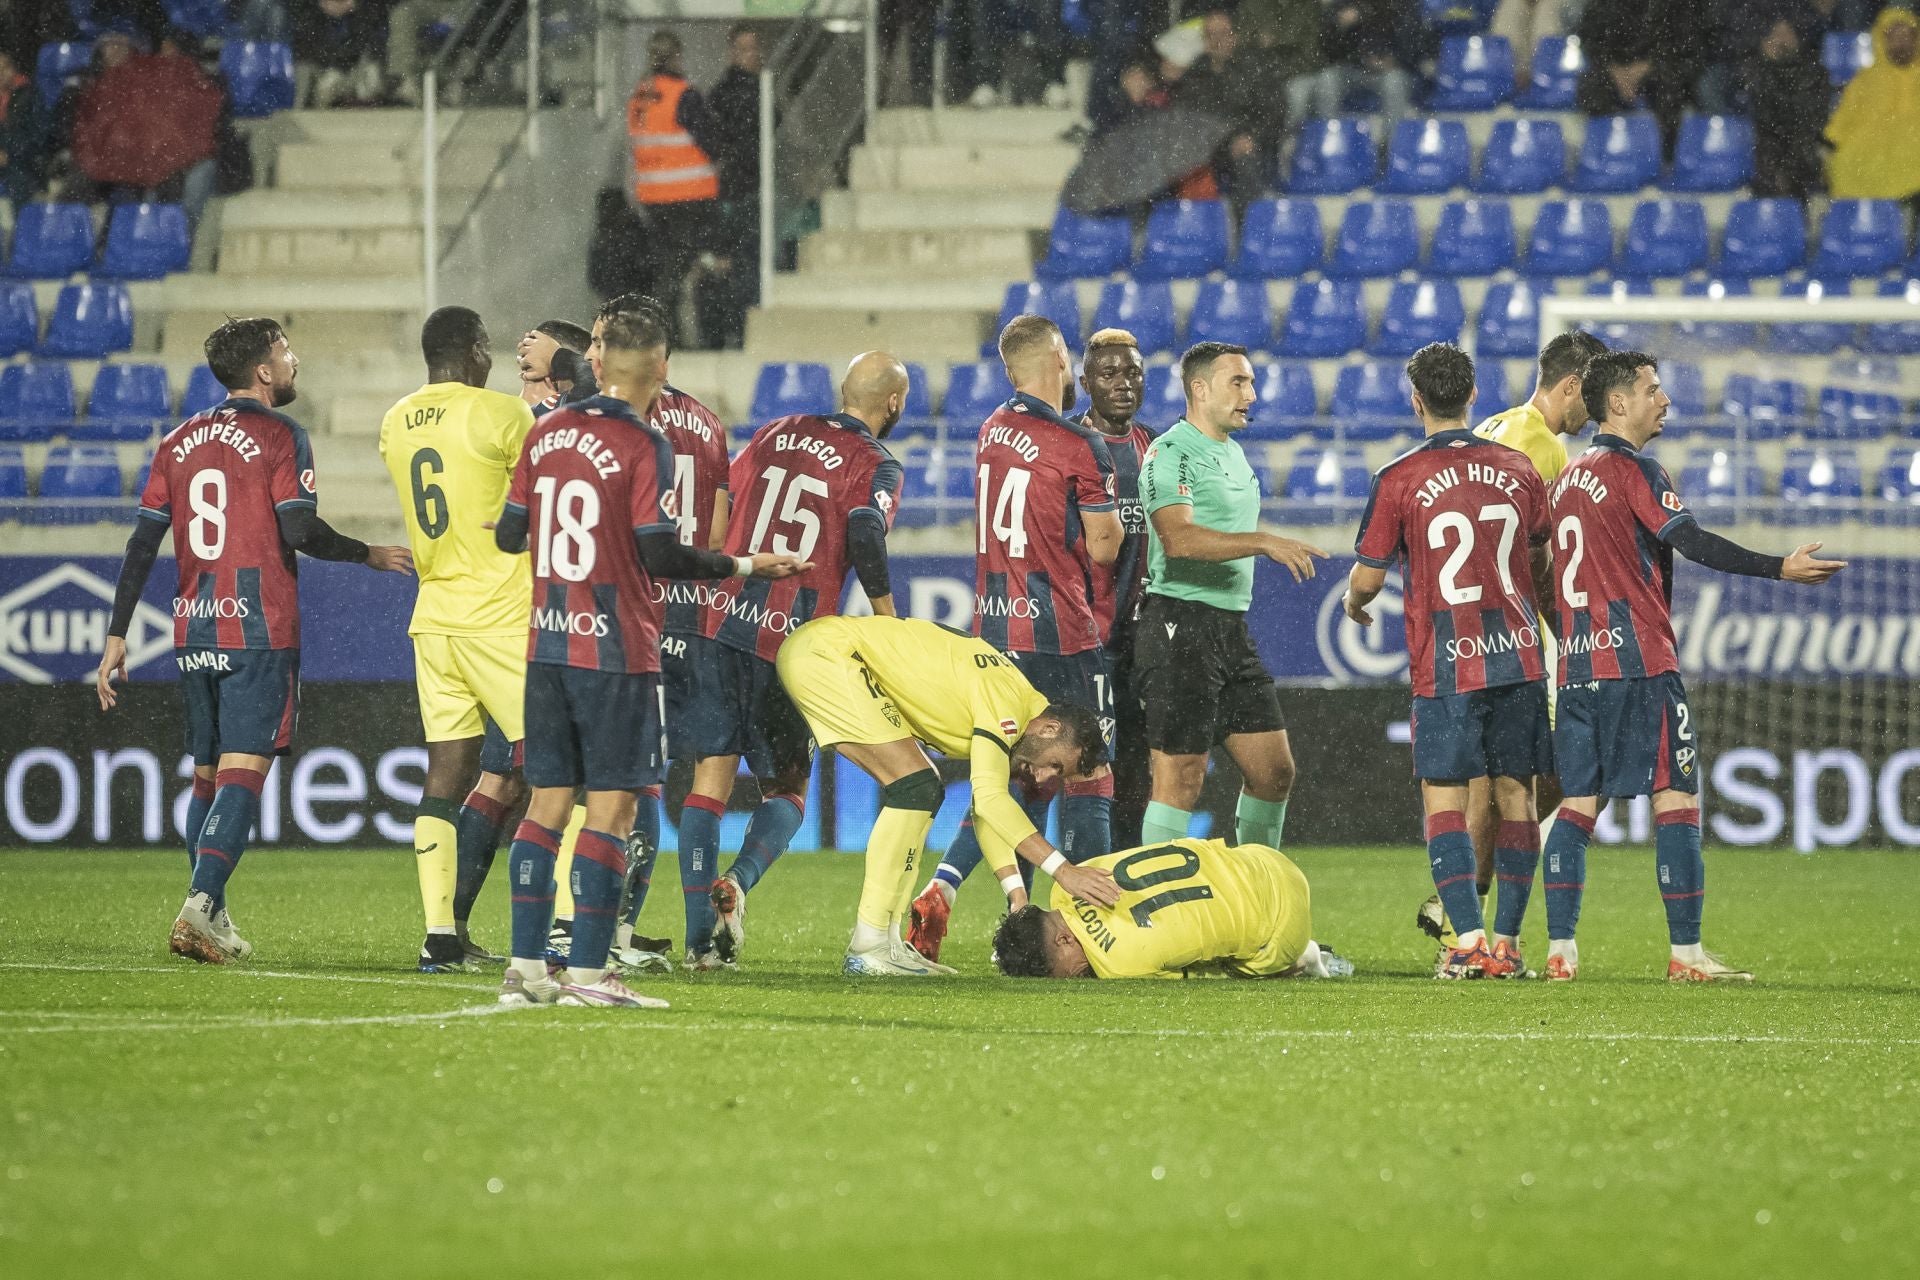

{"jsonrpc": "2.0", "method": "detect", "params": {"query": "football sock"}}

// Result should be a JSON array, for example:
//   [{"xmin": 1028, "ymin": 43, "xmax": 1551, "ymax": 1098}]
[
  {"xmin": 1234, "ymin": 792, "xmax": 1288, "ymax": 849},
  {"xmin": 1425, "ymin": 810, "xmax": 1484, "ymax": 940},
  {"xmin": 506, "ymin": 821, "xmax": 561, "ymax": 961},
  {"xmin": 1543, "ymin": 807, "xmax": 1595, "ymax": 941},
  {"xmin": 567, "ymin": 828, "xmax": 626, "ymax": 971},
  {"xmin": 413, "ymin": 796, "xmax": 460, "ymax": 934},
  {"xmin": 452, "ymin": 789, "xmax": 509, "ymax": 924},
  {"xmin": 937, "ymin": 819, "xmax": 985, "ymax": 886},
  {"xmin": 185, "ymin": 773, "xmax": 216, "ymax": 908},
  {"xmin": 728, "ymin": 791, "xmax": 804, "ymax": 894},
  {"xmin": 1655, "ymin": 807, "xmax": 1705, "ymax": 947},
  {"xmin": 622, "ymin": 784, "xmax": 663, "ymax": 926},
  {"xmin": 679, "ymin": 794, "xmax": 725, "ymax": 955},
  {"xmin": 1142, "ymin": 800, "xmax": 1192, "ymax": 847},
  {"xmin": 190, "ymin": 768, "xmax": 266, "ymax": 900},
  {"xmin": 552, "ymin": 804, "xmax": 585, "ymax": 922},
  {"xmin": 1061, "ymin": 775, "xmax": 1114, "ymax": 863},
  {"xmin": 1492, "ymin": 819, "xmax": 1541, "ymax": 939},
  {"xmin": 857, "ymin": 802, "xmax": 936, "ymax": 935}
]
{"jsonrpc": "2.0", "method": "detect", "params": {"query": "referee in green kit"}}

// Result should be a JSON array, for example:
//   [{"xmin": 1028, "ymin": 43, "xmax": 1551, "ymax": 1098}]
[{"xmin": 1134, "ymin": 341, "xmax": 1327, "ymax": 850}]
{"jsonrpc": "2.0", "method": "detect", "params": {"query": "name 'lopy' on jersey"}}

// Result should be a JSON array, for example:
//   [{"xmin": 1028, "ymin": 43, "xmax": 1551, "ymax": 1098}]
[
  {"xmin": 700, "ymin": 413, "xmax": 904, "ymax": 662},
  {"xmin": 138, "ymin": 399, "xmax": 318, "ymax": 650},
  {"xmin": 973, "ymin": 393, "xmax": 1118, "ymax": 656},
  {"xmin": 1548, "ymin": 437, "xmax": 1697, "ymax": 684},
  {"xmin": 1354, "ymin": 431, "xmax": 1550, "ymax": 697},
  {"xmin": 648, "ymin": 385, "xmax": 731, "ymax": 636},
  {"xmin": 504, "ymin": 396, "xmax": 677, "ymax": 674}
]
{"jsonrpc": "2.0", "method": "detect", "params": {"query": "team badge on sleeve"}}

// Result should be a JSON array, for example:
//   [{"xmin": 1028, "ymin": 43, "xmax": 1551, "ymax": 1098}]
[{"xmin": 1662, "ymin": 491, "xmax": 1685, "ymax": 513}]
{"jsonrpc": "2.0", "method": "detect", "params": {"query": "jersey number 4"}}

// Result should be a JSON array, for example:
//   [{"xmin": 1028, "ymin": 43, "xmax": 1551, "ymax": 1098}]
[
  {"xmin": 1113, "ymin": 845, "xmax": 1214, "ymax": 927},
  {"xmin": 977, "ymin": 466, "xmax": 1031, "ymax": 560}
]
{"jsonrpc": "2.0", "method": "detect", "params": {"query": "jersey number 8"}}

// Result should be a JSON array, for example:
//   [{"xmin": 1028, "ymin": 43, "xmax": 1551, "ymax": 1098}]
[{"xmin": 187, "ymin": 468, "xmax": 227, "ymax": 559}]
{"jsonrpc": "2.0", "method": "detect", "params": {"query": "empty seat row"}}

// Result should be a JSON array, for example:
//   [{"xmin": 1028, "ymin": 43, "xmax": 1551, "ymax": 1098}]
[
  {"xmin": 5, "ymin": 203, "xmax": 192, "ymax": 280},
  {"xmin": 36, "ymin": 39, "xmax": 294, "ymax": 117},
  {"xmin": 0, "ymin": 362, "xmax": 225, "ymax": 442},
  {"xmin": 0, "ymin": 444, "xmax": 131, "ymax": 524},
  {"xmin": 0, "ymin": 283, "xmax": 135, "ymax": 359}
]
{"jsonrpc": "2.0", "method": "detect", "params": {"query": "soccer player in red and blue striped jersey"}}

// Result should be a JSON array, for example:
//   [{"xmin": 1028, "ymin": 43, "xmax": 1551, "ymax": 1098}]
[{"xmin": 1542, "ymin": 351, "xmax": 1843, "ymax": 982}]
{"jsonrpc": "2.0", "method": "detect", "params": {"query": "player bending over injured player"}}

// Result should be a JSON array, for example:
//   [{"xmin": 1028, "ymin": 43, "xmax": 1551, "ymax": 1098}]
[{"xmin": 993, "ymin": 837, "xmax": 1349, "ymax": 980}]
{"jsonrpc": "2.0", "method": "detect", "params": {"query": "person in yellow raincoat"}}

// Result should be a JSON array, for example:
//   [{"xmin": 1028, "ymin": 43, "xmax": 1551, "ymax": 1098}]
[{"xmin": 1826, "ymin": 6, "xmax": 1920, "ymax": 200}]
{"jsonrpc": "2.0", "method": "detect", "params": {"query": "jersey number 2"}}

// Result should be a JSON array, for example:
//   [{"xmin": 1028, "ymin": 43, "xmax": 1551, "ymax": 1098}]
[{"xmin": 1112, "ymin": 845, "xmax": 1214, "ymax": 928}]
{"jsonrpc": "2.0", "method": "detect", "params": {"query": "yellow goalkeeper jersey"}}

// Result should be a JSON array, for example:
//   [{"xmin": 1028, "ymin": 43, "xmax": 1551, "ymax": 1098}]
[
  {"xmin": 1052, "ymin": 839, "xmax": 1312, "ymax": 979},
  {"xmin": 378, "ymin": 382, "xmax": 536, "ymax": 637},
  {"xmin": 1472, "ymin": 401, "xmax": 1567, "ymax": 485}
]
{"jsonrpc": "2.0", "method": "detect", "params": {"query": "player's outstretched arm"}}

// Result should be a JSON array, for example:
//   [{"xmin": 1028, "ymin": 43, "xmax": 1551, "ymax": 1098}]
[
  {"xmin": 1084, "ymin": 508, "xmax": 1124, "ymax": 567},
  {"xmin": 635, "ymin": 530, "xmax": 812, "ymax": 580},
  {"xmin": 1344, "ymin": 562, "xmax": 1388, "ymax": 625},
  {"xmin": 1779, "ymin": 541, "xmax": 1847, "ymax": 585},
  {"xmin": 1663, "ymin": 523, "xmax": 1844, "ymax": 585},
  {"xmin": 98, "ymin": 517, "xmax": 168, "ymax": 711},
  {"xmin": 1151, "ymin": 505, "xmax": 1327, "ymax": 581},
  {"xmin": 276, "ymin": 506, "xmax": 412, "ymax": 573}
]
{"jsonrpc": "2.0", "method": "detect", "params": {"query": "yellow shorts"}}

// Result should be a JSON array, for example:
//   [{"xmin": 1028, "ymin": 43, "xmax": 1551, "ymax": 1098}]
[
  {"xmin": 774, "ymin": 618, "xmax": 907, "ymax": 748},
  {"xmin": 412, "ymin": 632, "xmax": 526, "ymax": 743},
  {"xmin": 1225, "ymin": 848, "xmax": 1314, "ymax": 979}
]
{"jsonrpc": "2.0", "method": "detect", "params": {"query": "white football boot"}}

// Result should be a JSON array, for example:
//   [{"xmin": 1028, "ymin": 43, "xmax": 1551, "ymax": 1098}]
[
  {"xmin": 209, "ymin": 905, "xmax": 252, "ymax": 962},
  {"xmin": 557, "ymin": 971, "xmax": 670, "ymax": 1008}
]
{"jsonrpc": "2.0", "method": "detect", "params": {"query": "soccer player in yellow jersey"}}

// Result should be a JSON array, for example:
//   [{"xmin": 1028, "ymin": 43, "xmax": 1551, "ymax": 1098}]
[
  {"xmin": 776, "ymin": 615, "xmax": 1121, "ymax": 975},
  {"xmin": 1412, "ymin": 330, "xmax": 1609, "ymax": 954},
  {"xmin": 378, "ymin": 306, "xmax": 537, "ymax": 973},
  {"xmin": 992, "ymin": 839, "xmax": 1344, "ymax": 980}
]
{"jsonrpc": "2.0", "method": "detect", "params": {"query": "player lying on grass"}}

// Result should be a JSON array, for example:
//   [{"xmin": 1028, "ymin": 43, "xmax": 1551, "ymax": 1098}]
[
  {"xmin": 776, "ymin": 614, "xmax": 1121, "ymax": 976},
  {"xmin": 992, "ymin": 838, "xmax": 1347, "ymax": 980}
]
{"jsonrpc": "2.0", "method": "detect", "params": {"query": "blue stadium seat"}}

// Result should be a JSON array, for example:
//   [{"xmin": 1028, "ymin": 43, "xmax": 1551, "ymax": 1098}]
[
  {"xmin": 1474, "ymin": 278, "xmax": 1553, "ymax": 358},
  {"xmin": 1663, "ymin": 115, "xmax": 1754, "ymax": 193},
  {"xmin": 78, "ymin": 363, "xmax": 171, "ymax": 442},
  {"xmin": 1717, "ymin": 199, "xmax": 1806, "ymax": 281},
  {"xmin": 943, "ymin": 361, "xmax": 1014, "ymax": 425},
  {"xmin": 1812, "ymin": 200, "xmax": 1908, "ymax": 277},
  {"xmin": 1524, "ymin": 199, "xmax": 1613, "ymax": 275},
  {"xmin": 1769, "ymin": 278, "xmax": 1855, "ymax": 355},
  {"xmin": 896, "ymin": 362, "xmax": 933, "ymax": 426},
  {"xmin": 1371, "ymin": 279, "xmax": 1465, "ymax": 356},
  {"xmin": 1187, "ymin": 280, "xmax": 1274, "ymax": 351},
  {"xmin": 1723, "ymin": 374, "xmax": 1810, "ymax": 439},
  {"xmin": 0, "ymin": 362, "xmax": 78, "ymax": 441},
  {"xmin": 1428, "ymin": 199, "xmax": 1516, "ymax": 276},
  {"xmin": 5, "ymin": 203, "xmax": 95, "ymax": 278},
  {"xmin": 983, "ymin": 281, "xmax": 1082, "ymax": 356},
  {"xmin": 36, "ymin": 42, "xmax": 92, "ymax": 111},
  {"xmin": 1823, "ymin": 31, "xmax": 1873, "ymax": 87},
  {"xmin": 1378, "ymin": 119, "xmax": 1471, "ymax": 194},
  {"xmin": 1680, "ymin": 446, "xmax": 1767, "ymax": 514},
  {"xmin": 1141, "ymin": 364, "xmax": 1187, "ymax": 422},
  {"xmin": 1229, "ymin": 199, "xmax": 1323, "ymax": 278},
  {"xmin": 1675, "ymin": 277, "xmax": 1755, "ymax": 351},
  {"xmin": 30, "ymin": 445, "xmax": 123, "ymax": 523},
  {"xmin": 749, "ymin": 361, "xmax": 834, "ymax": 421},
  {"xmin": 164, "ymin": 0, "xmax": 231, "ymax": 39},
  {"xmin": 97, "ymin": 203, "xmax": 192, "ymax": 279},
  {"xmin": 1662, "ymin": 360, "xmax": 1707, "ymax": 419},
  {"xmin": 0, "ymin": 443, "xmax": 26, "ymax": 520},
  {"xmin": 1134, "ymin": 200, "xmax": 1230, "ymax": 279},
  {"xmin": 1473, "ymin": 117, "xmax": 1565, "ymax": 194},
  {"xmin": 1328, "ymin": 200, "xmax": 1420, "ymax": 277},
  {"xmin": 1287, "ymin": 118, "xmax": 1380, "ymax": 194},
  {"xmin": 1427, "ymin": 35, "xmax": 1514, "ymax": 110},
  {"xmin": 1582, "ymin": 278, "xmax": 1659, "ymax": 351},
  {"xmin": 39, "ymin": 282, "xmax": 134, "ymax": 358},
  {"xmin": 1814, "ymin": 386, "xmax": 1902, "ymax": 440},
  {"xmin": 1282, "ymin": 446, "xmax": 1371, "ymax": 521},
  {"xmin": 1865, "ymin": 277, "xmax": 1920, "ymax": 355},
  {"xmin": 0, "ymin": 283, "xmax": 38, "ymax": 356},
  {"xmin": 1035, "ymin": 208, "xmax": 1132, "ymax": 280},
  {"xmin": 1091, "ymin": 280, "xmax": 1177, "ymax": 357},
  {"xmin": 1249, "ymin": 362, "xmax": 1318, "ymax": 436},
  {"xmin": 1569, "ymin": 114, "xmax": 1662, "ymax": 193},
  {"xmin": 1780, "ymin": 447, "xmax": 1864, "ymax": 521},
  {"xmin": 1474, "ymin": 358, "xmax": 1509, "ymax": 413},
  {"xmin": 1876, "ymin": 447, "xmax": 1920, "ymax": 524},
  {"xmin": 891, "ymin": 441, "xmax": 942, "ymax": 526},
  {"xmin": 221, "ymin": 42, "xmax": 297, "ymax": 117},
  {"xmin": 1279, "ymin": 278, "xmax": 1367, "ymax": 357},
  {"xmin": 1516, "ymin": 34, "xmax": 1584, "ymax": 109},
  {"xmin": 1621, "ymin": 198, "xmax": 1708, "ymax": 276},
  {"xmin": 1330, "ymin": 362, "xmax": 1416, "ymax": 441},
  {"xmin": 181, "ymin": 364, "xmax": 226, "ymax": 416}
]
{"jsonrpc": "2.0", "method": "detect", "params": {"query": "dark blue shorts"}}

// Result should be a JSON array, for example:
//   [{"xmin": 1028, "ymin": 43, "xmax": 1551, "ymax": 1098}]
[
  {"xmin": 478, "ymin": 717, "xmax": 523, "ymax": 775},
  {"xmin": 1555, "ymin": 671, "xmax": 1699, "ymax": 798},
  {"xmin": 177, "ymin": 647, "xmax": 299, "ymax": 766},
  {"xmin": 671, "ymin": 634, "xmax": 812, "ymax": 778},
  {"xmin": 522, "ymin": 663, "xmax": 663, "ymax": 793},
  {"xmin": 1411, "ymin": 681, "xmax": 1553, "ymax": 782},
  {"xmin": 1007, "ymin": 648, "xmax": 1115, "ymax": 757},
  {"xmin": 660, "ymin": 631, "xmax": 696, "ymax": 760}
]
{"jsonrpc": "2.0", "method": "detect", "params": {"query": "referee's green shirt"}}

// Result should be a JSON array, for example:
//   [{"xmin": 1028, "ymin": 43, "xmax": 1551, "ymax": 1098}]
[{"xmin": 1138, "ymin": 418, "xmax": 1262, "ymax": 613}]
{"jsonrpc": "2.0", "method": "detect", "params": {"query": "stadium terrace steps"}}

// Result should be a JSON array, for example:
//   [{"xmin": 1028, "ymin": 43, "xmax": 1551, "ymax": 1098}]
[
  {"xmin": 765, "ymin": 276, "xmax": 1012, "ymax": 312},
  {"xmin": 215, "ymin": 192, "xmax": 440, "ymax": 277},
  {"xmin": 745, "ymin": 307, "xmax": 988, "ymax": 364},
  {"xmin": 866, "ymin": 106, "xmax": 1080, "ymax": 147},
  {"xmin": 796, "ymin": 228, "xmax": 1038, "ymax": 277},
  {"xmin": 819, "ymin": 188, "xmax": 1061, "ymax": 233},
  {"xmin": 848, "ymin": 142, "xmax": 1080, "ymax": 192}
]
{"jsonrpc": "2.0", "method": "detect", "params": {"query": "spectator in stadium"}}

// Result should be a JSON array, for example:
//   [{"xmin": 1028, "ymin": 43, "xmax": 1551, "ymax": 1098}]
[
  {"xmin": 52, "ymin": 26, "xmax": 142, "ymax": 154},
  {"xmin": 1172, "ymin": 10, "xmax": 1280, "ymax": 199},
  {"xmin": 1575, "ymin": 0, "xmax": 1705, "ymax": 150},
  {"xmin": 625, "ymin": 29, "xmax": 720, "ymax": 349},
  {"xmin": 70, "ymin": 27, "xmax": 223, "ymax": 226},
  {"xmin": 1233, "ymin": 0, "xmax": 1327, "ymax": 128},
  {"xmin": 1310, "ymin": 0, "xmax": 1431, "ymax": 132},
  {"xmin": 1743, "ymin": 16, "xmax": 1832, "ymax": 198},
  {"xmin": 701, "ymin": 23, "xmax": 768, "ymax": 350},
  {"xmin": 230, "ymin": 0, "xmax": 294, "ymax": 43},
  {"xmin": 1490, "ymin": 0, "xmax": 1568, "ymax": 85},
  {"xmin": 292, "ymin": 0, "xmax": 388, "ymax": 108},
  {"xmin": 1826, "ymin": 5, "xmax": 1920, "ymax": 201},
  {"xmin": 954, "ymin": 0, "xmax": 1069, "ymax": 109},
  {"xmin": 0, "ymin": 47, "xmax": 49, "ymax": 205}
]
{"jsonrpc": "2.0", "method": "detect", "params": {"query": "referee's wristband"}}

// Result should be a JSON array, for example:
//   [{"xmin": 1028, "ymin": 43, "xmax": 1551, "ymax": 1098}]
[
  {"xmin": 1039, "ymin": 851, "xmax": 1068, "ymax": 879},
  {"xmin": 730, "ymin": 555, "xmax": 754, "ymax": 578}
]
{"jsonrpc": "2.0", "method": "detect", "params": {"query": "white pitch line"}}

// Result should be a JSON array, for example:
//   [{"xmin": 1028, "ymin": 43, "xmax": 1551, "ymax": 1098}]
[
  {"xmin": 0, "ymin": 961, "xmax": 496, "ymax": 993},
  {"xmin": 0, "ymin": 1005, "xmax": 515, "ymax": 1035}
]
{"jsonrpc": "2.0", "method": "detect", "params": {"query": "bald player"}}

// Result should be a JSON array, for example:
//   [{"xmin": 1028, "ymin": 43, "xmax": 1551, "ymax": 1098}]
[
  {"xmin": 1414, "ymin": 330, "xmax": 1608, "ymax": 954},
  {"xmin": 689, "ymin": 353, "xmax": 910, "ymax": 963}
]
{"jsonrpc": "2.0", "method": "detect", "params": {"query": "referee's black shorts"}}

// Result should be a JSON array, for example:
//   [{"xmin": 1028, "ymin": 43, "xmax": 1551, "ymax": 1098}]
[{"xmin": 1133, "ymin": 594, "xmax": 1286, "ymax": 756}]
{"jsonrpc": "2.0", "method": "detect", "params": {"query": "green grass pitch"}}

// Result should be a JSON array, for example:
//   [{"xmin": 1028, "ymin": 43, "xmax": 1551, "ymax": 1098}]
[{"xmin": 1, "ymin": 846, "xmax": 1915, "ymax": 1279}]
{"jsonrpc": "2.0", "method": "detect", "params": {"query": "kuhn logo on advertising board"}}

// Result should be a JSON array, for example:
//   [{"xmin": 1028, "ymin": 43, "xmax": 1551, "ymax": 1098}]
[{"xmin": 0, "ymin": 565, "xmax": 170, "ymax": 685}]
